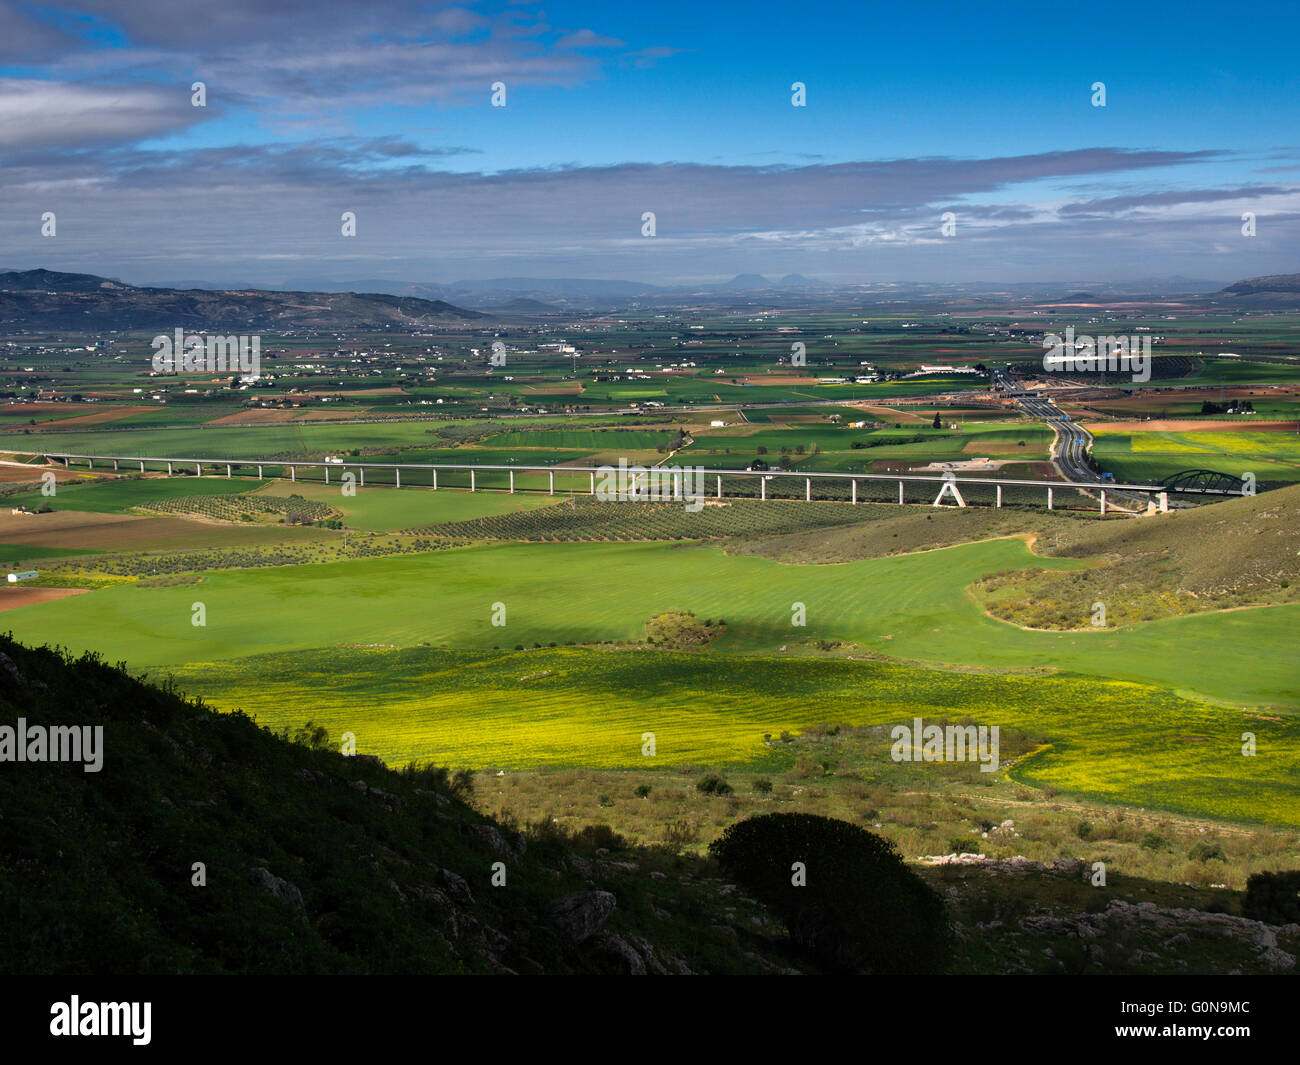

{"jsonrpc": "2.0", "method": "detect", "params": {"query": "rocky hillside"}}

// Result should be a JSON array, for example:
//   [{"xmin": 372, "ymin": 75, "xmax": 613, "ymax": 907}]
[{"xmin": 0, "ymin": 636, "xmax": 796, "ymax": 975}]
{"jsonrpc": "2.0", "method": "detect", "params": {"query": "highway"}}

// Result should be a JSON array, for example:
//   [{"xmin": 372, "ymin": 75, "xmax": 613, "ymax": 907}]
[
  {"xmin": 991, "ymin": 369, "xmax": 1126, "ymax": 498},
  {"xmin": 991, "ymin": 369, "xmax": 1185, "ymax": 511}
]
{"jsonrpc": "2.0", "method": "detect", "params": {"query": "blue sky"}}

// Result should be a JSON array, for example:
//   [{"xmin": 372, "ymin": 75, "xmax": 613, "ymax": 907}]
[{"xmin": 1, "ymin": 0, "xmax": 1297, "ymax": 285}]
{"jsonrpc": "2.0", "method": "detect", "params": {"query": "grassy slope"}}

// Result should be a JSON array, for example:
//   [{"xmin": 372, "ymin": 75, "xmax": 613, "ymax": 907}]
[
  {"xmin": 256, "ymin": 481, "xmax": 562, "ymax": 532},
  {"xmin": 730, "ymin": 506, "xmax": 1083, "ymax": 563},
  {"xmin": 978, "ymin": 483, "xmax": 1300, "ymax": 627}
]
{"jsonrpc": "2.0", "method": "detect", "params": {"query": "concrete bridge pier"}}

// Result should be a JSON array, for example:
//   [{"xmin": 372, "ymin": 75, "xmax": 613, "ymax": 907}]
[
  {"xmin": 898, "ymin": 481, "xmax": 904, "ymax": 505},
  {"xmin": 325, "ymin": 466, "xmax": 329, "ymax": 484},
  {"xmin": 510, "ymin": 470, "xmax": 515, "ymax": 494},
  {"xmin": 549, "ymin": 470, "xmax": 554, "ymax": 495},
  {"xmin": 139, "ymin": 461, "xmax": 145, "ymax": 473},
  {"xmin": 805, "ymin": 478, "xmax": 811, "ymax": 501},
  {"xmin": 432, "ymin": 469, "xmax": 437, "ymax": 490},
  {"xmin": 227, "ymin": 464, "xmax": 232, "ymax": 478},
  {"xmin": 1159, "ymin": 492, "xmax": 1168, "ymax": 513},
  {"xmin": 167, "ymin": 462, "xmax": 172, "ymax": 475},
  {"xmin": 113, "ymin": 459, "xmax": 118, "ymax": 470},
  {"xmin": 470, "ymin": 469, "xmax": 476, "ymax": 492},
  {"xmin": 1047, "ymin": 486, "xmax": 1054, "ymax": 510},
  {"xmin": 760, "ymin": 477, "xmax": 766, "ymax": 501},
  {"xmin": 290, "ymin": 466, "xmax": 295, "ymax": 482},
  {"xmin": 395, "ymin": 468, "xmax": 400, "ymax": 488},
  {"xmin": 996, "ymin": 484, "xmax": 1002, "ymax": 508},
  {"xmin": 717, "ymin": 475, "xmax": 722, "ymax": 499},
  {"xmin": 257, "ymin": 465, "xmax": 263, "ymax": 479},
  {"xmin": 851, "ymin": 480, "xmax": 857, "ymax": 504},
  {"xmin": 195, "ymin": 463, "xmax": 201, "ymax": 476},
  {"xmin": 359, "ymin": 467, "xmax": 364, "ymax": 487},
  {"xmin": 588, "ymin": 471, "xmax": 594, "ymax": 495},
  {"xmin": 1100, "ymin": 490, "xmax": 1106, "ymax": 515}
]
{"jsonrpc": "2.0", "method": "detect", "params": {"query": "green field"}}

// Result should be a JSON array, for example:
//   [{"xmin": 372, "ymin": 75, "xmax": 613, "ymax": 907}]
[
  {"xmin": 0, "ymin": 543, "xmax": 87, "ymax": 563},
  {"xmin": 479, "ymin": 428, "xmax": 675, "ymax": 450},
  {"xmin": 6, "ymin": 476, "xmax": 262, "ymax": 514},
  {"xmin": 1093, "ymin": 429, "xmax": 1300, "ymax": 485},
  {"xmin": 6, "ymin": 537, "xmax": 1295, "ymax": 710}
]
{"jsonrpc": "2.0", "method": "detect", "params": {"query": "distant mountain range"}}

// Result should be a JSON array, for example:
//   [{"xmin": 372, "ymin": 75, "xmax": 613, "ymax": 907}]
[
  {"xmin": 0, "ymin": 269, "xmax": 484, "ymax": 331},
  {"xmin": 137, "ymin": 273, "xmax": 834, "ymax": 304},
  {"xmin": 149, "ymin": 272, "xmax": 1239, "ymax": 306},
  {"xmin": 3, "ymin": 268, "xmax": 1296, "ymax": 328}
]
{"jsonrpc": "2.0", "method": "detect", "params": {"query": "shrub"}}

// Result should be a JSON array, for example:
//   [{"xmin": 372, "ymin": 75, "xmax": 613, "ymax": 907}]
[
  {"xmin": 660, "ymin": 818, "xmax": 699, "ymax": 849},
  {"xmin": 1139, "ymin": 832, "xmax": 1169, "ymax": 852},
  {"xmin": 1075, "ymin": 820, "xmax": 1093, "ymax": 840},
  {"xmin": 284, "ymin": 719, "xmax": 330, "ymax": 750},
  {"xmin": 709, "ymin": 813, "xmax": 947, "ymax": 973},
  {"xmin": 696, "ymin": 773, "xmax": 733, "ymax": 796},
  {"xmin": 574, "ymin": 823, "xmax": 625, "ymax": 851},
  {"xmin": 1243, "ymin": 870, "xmax": 1300, "ymax": 925},
  {"xmin": 449, "ymin": 768, "xmax": 475, "ymax": 799},
  {"xmin": 634, "ymin": 784, "xmax": 652, "ymax": 798},
  {"xmin": 1188, "ymin": 840, "xmax": 1227, "ymax": 863},
  {"xmin": 752, "ymin": 778, "xmax": 773, "ymax": 795},
  {"xmin": 398, "ymin": 761, "xmax": 452, "ymax": 792},
  {"xmin": 1204, "ymin": 893, "xmax": 1234, "ymax": 915}
]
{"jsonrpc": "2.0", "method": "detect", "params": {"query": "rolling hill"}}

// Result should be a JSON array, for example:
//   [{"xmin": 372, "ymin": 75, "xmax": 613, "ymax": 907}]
[
  {"xmin": 977, "ymin": 483, "xmax": 1300, "ymax": 628},
  {"xmin": 0, "ymin": 270, "xmax": 484, "ymax": 331}
]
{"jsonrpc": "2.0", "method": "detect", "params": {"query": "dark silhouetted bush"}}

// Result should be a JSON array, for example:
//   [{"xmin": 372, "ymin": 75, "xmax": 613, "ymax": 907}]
[
  {"xmin": 708, "ymin": 813, "xmax": 947, "ymax": 973},
  {"xmin": 696, "ymin": 773, "xmax": 733, "ymax": 796},
  {"xmin": 1243, "ymin": 870, "xmax": 1300, "ymax": 925}
]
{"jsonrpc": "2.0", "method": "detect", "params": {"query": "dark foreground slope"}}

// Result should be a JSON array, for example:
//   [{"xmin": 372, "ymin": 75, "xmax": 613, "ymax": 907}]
[
  {"xmin": 5, "ymin": 635, "xmax": 1297, "ymax": 976},
  {"xmin": 0, "ymin": 637, "xmax": 796, "ymax": 974}
]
